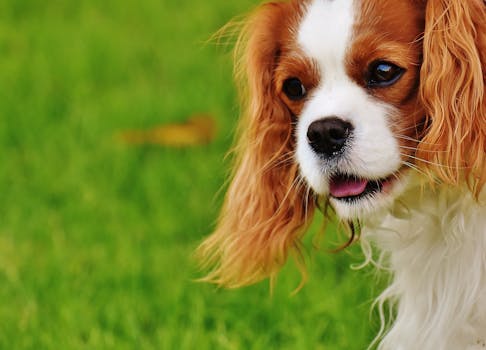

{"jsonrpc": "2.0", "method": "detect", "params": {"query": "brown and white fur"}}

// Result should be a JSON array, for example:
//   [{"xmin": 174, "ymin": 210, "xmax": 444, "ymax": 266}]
[{"xmin": 198, "ymin": 1, "xmax": 486, "ymax": 349}]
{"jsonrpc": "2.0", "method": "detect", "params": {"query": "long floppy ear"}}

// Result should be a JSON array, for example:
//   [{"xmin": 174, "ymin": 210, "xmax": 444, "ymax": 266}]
[
  {"xmin": 197, "ymin": 2, "xmax": 315, "ymax": 288},
  {"xmin": 418, "ymin": 0, "xmax": 486, "ymax": 196}
]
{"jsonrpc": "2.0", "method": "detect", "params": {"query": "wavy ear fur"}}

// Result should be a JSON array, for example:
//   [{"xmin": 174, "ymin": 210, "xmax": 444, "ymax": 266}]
[
  {"xmin": 197, "ymin": 2, "xmax": 314, "ymax": 288},
  {"xmin": 418, "ymin": 0, "xmax": 486, "ymax": 196}
]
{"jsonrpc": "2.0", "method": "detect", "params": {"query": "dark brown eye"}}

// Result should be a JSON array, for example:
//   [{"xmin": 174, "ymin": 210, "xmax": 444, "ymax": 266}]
[
  {"xmin": 282, "ymin": 77, "xmax": 306, "ymax": 100},
  {"xmin": 367, "ymin": 61, "xmax": 404, "ymax": 87}
]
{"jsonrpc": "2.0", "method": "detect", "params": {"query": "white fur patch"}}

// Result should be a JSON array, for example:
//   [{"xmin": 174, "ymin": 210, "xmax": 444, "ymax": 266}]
[
  {"xmin": 298, "ymin": 0, "xmax": 355, "ymax": 72},
  {"xmin": 362, "ymin": 182, "xmax": 486, "ymax": 350}
]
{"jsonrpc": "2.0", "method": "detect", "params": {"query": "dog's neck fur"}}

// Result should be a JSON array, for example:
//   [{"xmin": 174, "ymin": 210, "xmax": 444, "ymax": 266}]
[{"xmin": 361, "ymin": 176, "xmax": 486, "ymax": 350}]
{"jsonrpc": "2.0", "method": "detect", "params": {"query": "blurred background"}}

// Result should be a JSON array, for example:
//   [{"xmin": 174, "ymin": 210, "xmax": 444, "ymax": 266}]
[{"xmin": 0, "ymin": 1, "xmax": 380, "ymax": 349}]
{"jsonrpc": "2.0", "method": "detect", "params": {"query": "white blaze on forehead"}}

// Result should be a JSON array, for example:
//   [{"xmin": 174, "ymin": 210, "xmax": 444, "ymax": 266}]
[{"xmin": 297, "ymin": 0, "xmax": 355, "ymax": 74}]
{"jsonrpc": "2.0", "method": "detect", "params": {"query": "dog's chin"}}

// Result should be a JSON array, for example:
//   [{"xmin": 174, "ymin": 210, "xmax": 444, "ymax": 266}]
[{"xmin": 325, "ymin": 172, "xmax": 407, "ymax": 220}]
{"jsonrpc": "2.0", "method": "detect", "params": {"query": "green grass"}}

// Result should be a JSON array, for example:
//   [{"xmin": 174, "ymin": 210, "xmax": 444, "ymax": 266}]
[{"xmin": 0, "ymin": 1, "xmax": 381, "ymax": 349}]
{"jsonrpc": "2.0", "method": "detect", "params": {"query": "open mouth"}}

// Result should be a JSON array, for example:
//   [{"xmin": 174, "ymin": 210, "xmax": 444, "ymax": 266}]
[{"xmin": 329, "ymin": 173, "xmax": 396, "ymax": 202}]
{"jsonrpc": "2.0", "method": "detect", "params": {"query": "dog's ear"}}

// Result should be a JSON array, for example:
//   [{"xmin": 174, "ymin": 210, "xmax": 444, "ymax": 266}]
[
  {"xmin": 418, "ymin": 0, "xmax": 485, "ymax": 196},
  {"xmin": 197, "ymin": 2, "xmax": 314, "ymax": 288}
]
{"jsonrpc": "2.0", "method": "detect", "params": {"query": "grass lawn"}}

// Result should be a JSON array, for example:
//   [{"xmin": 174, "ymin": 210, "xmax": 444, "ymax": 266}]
[{"xmin": 0, "ymin": 1, "xmax": 381, "ymax": 349}]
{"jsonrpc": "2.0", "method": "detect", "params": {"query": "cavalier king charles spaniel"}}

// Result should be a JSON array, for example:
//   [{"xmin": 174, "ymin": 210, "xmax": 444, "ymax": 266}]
[{"xmin": 198, "ymin": 0, "xmax": 486, "ymax": 349}]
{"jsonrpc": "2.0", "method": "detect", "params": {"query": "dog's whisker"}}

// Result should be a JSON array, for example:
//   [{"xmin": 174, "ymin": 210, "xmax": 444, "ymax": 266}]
[
  {"xmin": 392, "ymin": 124, "xmax": 425, "ymax": 133},
  {"xmin": 394, "ymin": 134, "xmax": 439, "ymax": 145},
  {"xmin": 274, "ymin": 153, "xmax": 297, "ymax": 167},
  {"xmin": 401, "ymin": 161, "xmax": 429, "ymax": 177},
  {"xmin": 398, "ymin": 145, "xmax": 447, "ymax": 153},
  {"xmin": 260, "ymin": 151, "xmax": 295, "ymax": 173},
  {"xmin": 404, "ymin": 154, "xmax": 468, "ymax": 169},
  {"xmin": 274, "ymin": 174, "xmax": 304, "ymax": 217}
]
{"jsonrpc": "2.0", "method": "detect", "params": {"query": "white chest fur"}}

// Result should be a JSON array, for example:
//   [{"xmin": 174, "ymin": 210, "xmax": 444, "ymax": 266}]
[{"xmin": 361, "ymin": 182, "xmax": 486, "ymax": 350}]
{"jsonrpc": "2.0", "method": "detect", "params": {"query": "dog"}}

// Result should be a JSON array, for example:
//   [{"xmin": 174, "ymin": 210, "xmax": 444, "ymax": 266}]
[{"xmin": 198, "ymin": 1, "xmax": 486, "ymax": 349}]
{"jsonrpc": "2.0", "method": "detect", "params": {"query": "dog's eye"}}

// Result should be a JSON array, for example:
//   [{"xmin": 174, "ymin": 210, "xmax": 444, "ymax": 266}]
[
  {"xmin": 367, "ymin": 61, "xmax": 404, "ymax": 87},
  {"xmin": 282, "ymin": 78, "xmax": 306, "ymax": 100}
]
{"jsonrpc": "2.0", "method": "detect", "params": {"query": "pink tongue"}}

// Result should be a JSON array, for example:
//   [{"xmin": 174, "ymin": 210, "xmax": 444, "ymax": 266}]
[{"xmin": 330, "ymin": 177, "xmax": 368, "ymax": 198}]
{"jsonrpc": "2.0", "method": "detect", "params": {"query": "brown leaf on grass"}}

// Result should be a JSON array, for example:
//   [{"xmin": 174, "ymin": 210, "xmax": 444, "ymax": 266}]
[{"xmin": 120, "ymin": 114, "xmax": 217, "ymax": 147}]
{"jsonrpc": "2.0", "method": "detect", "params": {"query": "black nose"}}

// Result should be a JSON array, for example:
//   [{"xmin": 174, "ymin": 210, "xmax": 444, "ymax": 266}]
[{"xmin": 307, "ymin": 117, "xmax": 354, "ymax": 157}]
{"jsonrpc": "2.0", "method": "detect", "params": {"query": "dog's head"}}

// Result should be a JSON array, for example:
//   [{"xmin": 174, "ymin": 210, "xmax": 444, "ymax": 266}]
[{"xmin": 198, "ymin": 0, "xmax": 485, "ymax": 287}]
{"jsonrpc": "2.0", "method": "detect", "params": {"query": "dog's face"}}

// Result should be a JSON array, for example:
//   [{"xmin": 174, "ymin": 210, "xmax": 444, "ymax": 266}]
[
  {"xmin": 199, "ymin": 0, "xmax": 485, "ymax": 287},
  {"xmin": 279, "ymin": 0, "xmax": 425, "ymax": 219}
]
